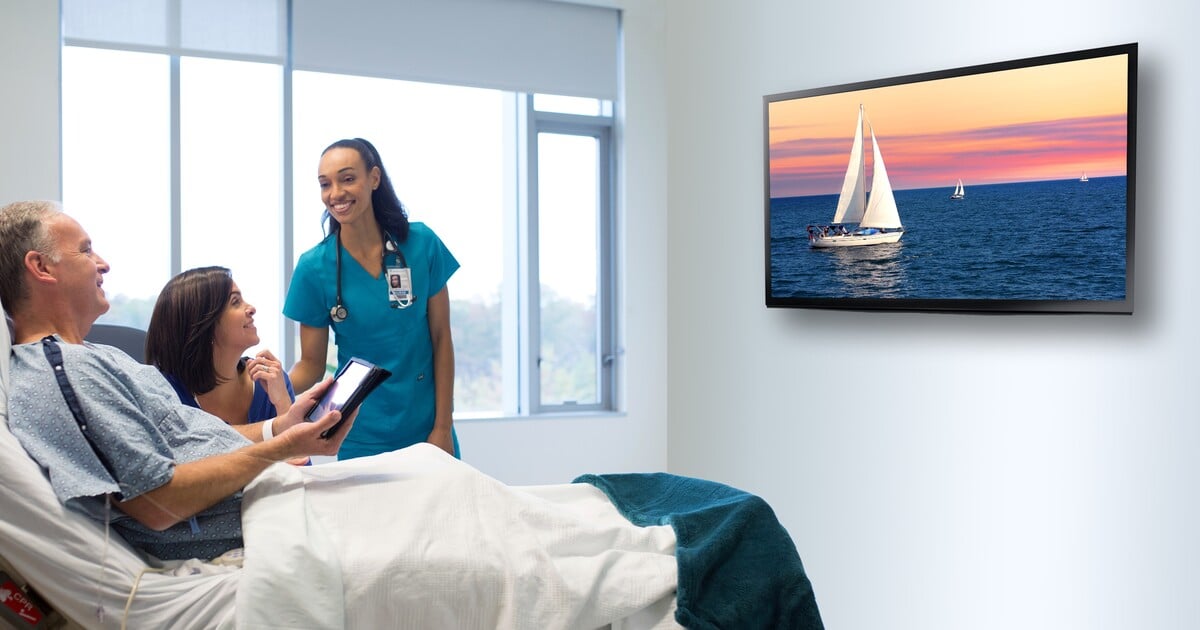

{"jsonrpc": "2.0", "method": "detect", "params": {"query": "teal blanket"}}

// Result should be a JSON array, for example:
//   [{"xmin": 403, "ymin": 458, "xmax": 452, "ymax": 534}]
[{"xmin": 574, "ymin": 472, "xmax": 823, "ymax": 630}]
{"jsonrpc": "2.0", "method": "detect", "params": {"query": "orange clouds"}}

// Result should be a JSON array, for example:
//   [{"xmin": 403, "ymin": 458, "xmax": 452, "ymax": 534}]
[{"xmin": 768, "ymin": 50, "xmax": 1131, "ymax": 198}]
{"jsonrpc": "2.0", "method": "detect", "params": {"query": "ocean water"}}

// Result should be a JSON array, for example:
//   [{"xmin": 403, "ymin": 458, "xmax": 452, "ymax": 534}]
[{"xmin": 768, "ymin": 177, "xmax": 1128, "ymax": 301}]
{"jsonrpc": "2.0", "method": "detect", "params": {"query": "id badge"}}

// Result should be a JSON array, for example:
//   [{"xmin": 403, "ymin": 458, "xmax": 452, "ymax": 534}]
[{"xmin": 387, "ymin": 266, "xmax": 413, "ymax": 308}]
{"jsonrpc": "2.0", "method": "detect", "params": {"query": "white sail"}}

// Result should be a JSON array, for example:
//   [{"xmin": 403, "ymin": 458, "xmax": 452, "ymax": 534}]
[
  {"xmin": 830, "ymin": 105, "xmax": 866, "ymax": 225},
  {"xmin": 860, "ymin": 125, "xmax": 902, "ymax": 229},
  {"xmin": 952, "ymin": 179, "xmax": 965, "ymax": 198},
  {"xmin": 809, "ymin": 104, "xmax": 904, "ymax": 248}
]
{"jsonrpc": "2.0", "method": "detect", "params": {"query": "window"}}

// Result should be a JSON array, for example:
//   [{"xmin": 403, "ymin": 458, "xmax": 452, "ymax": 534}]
[
  {"xmin": 179, "ymin": 57, "xmax": 284, "ymax": 351},
  {"xmin": 61, "ymin": 0, "xmax": 287, "ymax": 349},
  {"xmin": 528, "ymin": 106, "xmax": 614, "ymax": 412},
  {"xmin": 61, "ymin": 47, "xmax": 171, "ymax": 326},
  {"xmin": 61, "ymin": 0, "xmax": 619, "ymax": 418}
]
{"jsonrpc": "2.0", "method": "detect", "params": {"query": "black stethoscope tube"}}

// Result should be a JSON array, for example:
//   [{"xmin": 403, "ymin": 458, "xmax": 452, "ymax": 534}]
[{"xmin": 330, "ymin": 230, "xmax": 409, "ymax": 323}]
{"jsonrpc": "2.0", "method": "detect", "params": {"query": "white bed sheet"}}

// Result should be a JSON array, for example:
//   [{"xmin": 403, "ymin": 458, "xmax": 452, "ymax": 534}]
[
  {"xmin": 237, "ymin": 444, "xmax": 681, "ymax": 630},
  {"xmin": 0, "ymin": 304, "xmax": 681, "ymax": 630}
]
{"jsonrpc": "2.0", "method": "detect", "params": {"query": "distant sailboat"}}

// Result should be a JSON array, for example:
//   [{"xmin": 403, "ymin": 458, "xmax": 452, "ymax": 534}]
[
  {"xmin": 1079, "ymin": 171, "xmax": 1089, "ymax": 182},
  {"xmin": 950, "ymin": 178, "xmax": 965, "ymax": 200},
  {"xmin": 807, "ymin": 104, "xmax": 904, "ymax": 248}
]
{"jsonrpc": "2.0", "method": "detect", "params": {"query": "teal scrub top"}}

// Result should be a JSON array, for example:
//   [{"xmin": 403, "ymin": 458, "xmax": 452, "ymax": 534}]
[{"xmin": 284, "ymin": 222, "xmax": 460, "ymax": 459}]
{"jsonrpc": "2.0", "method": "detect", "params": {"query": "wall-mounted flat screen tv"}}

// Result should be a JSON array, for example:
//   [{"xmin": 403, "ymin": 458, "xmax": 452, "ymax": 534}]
[{"xmin": 764, "ymin": 43, "xmax": 1136, "ymax": 314}]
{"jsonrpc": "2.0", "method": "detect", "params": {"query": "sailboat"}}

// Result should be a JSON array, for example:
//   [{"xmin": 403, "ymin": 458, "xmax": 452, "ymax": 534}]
[
  {"xmin": 950, "ymin": 178, "xmax": 965, "ymax": 200},
  {"xmin": 1079, "ymin": 171, "xmax": 1089, "ymax": 182},
  {"xmin": 808, "ymin": 104, "xmax": 904, "ymax": 248}
]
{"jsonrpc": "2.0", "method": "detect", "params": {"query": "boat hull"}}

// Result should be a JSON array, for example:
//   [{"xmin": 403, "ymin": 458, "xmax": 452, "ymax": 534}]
[{"xmin": 810, "ymin": 230, "xmax": 903, "ymax": 248}]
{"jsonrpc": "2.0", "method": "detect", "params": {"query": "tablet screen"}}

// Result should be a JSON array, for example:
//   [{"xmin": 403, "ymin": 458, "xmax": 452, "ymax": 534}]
[{"xmin": 307, "ymin": 360, "xmax": 371, "ymax": 421}]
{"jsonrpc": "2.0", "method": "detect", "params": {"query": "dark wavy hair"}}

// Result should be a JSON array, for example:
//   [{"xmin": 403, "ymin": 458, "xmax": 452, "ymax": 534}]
[
  {"xmin": 321, "ymin": 137, "xmax": 410, "ymax": 243},
  {"xmin": 145, "ymin": 266, "xmax": 243, "ymax": 395}
]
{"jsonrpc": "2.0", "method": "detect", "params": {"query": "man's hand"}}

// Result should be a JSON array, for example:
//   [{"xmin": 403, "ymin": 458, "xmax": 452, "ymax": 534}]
[
  {"xmin": 265, "ymin": 376, "xmax": 359, "ymax": 461},
  {"xmin": 113, "ymin": 377, "xmax": 359, "ymax": 530}
]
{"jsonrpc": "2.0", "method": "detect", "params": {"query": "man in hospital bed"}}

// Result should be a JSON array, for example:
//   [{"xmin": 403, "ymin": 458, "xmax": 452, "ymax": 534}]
[{"xmin": 0, "ymin": 200, "xmax": 822, "ymax": 630}]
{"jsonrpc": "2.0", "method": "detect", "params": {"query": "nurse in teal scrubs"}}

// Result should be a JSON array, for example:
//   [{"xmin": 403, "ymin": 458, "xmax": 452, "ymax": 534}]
[{"xmin": 285, "ymin": 138, "xmax": 460, "ymax": 460}]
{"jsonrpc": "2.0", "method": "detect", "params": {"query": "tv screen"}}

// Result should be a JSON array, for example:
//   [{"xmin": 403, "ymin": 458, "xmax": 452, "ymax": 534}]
[{"xmin": 764, "ymin": 43, "xmax": 1136, "ymax": 314}]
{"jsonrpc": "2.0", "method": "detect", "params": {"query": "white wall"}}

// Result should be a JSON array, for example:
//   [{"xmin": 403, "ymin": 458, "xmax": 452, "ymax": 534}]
[
  {"xmin": 663, "ymin": 1, "xmax": 1200, "ymax": 629},
  {"xmin": 0, "ymin": 0, "xmax": 672, "ymax": 486},
  {"xmin": 16, "ymin": 0, "xmax": 1200, "ymax": 626},
  {"xmin": 0, "ymin": 0, "xmax": 60, "ymax": 202}
]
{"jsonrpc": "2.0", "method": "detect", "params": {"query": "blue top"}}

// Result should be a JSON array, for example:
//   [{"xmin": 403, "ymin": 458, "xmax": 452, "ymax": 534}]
[
  {"xmin": 9, "ymin": 338, "xmax": 248, "ymax": 560},
  {"xmin": 163, "ymin": 362, "xmax": 295, "ymax": 423},
  {"xmin": 284, "ymin": 222, "xmax": 460, "ymax": 459}
]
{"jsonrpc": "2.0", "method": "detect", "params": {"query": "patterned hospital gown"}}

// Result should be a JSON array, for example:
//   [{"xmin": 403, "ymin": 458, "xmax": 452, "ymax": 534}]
[{"xmin": 9, "ymin": 336, "xmax": 251, "ymax": 560}]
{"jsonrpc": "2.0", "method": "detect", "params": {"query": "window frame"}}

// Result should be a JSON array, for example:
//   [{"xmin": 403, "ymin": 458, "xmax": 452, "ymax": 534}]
[
  {"xmin": 520, "ymin": 95, "xmax": 616, "ymax": 414},
  {"xmin": 61, "ymin": 9, "xmax": 620, "ymax": 420}
]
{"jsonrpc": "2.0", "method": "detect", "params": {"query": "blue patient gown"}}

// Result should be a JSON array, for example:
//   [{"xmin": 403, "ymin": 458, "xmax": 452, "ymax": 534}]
[{"xmin": 8, "ymin": 338, "xmax": 249, "ymax": 560}]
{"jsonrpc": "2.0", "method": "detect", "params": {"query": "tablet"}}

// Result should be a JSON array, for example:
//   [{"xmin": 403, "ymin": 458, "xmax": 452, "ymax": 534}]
[{"xmin": 305, "ymin": 357, "xmax": 391, "ymax": 439}]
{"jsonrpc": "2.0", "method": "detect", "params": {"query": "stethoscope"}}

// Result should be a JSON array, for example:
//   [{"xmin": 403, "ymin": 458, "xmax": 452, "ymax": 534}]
[{"xmin": 330, "ymin": 229, "xmax": 411, "ymax": 323}]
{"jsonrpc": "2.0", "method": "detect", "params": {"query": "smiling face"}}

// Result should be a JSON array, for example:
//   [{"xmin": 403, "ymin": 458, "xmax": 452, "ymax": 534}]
[
  {"xmin": 212, "ymin": 281, "xmax": 259, "ymax": 354},
  {"xmin": 46, "ymin": 213, "xmax": 110, "ymax": 323},
  {"xmin": 318, "ymin": 146, "xmax": 381, "ymax": 227}
]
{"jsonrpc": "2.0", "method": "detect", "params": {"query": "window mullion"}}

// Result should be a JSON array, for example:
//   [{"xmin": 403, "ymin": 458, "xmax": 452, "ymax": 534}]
[
  {"xmin": 518, "ymin": 94, "xmax": 540, "ymax": 415},
  {"xmin": 281, "ymin": 0, "xmax": 296, "ymax": 369},
  {"xmin": 168, "ymin": 0, "xmax": 182, "ymax": 277},
  {"xmin": 169, "ymin": 53, "xmax": 182, "ymax": 278},
  {"xmin": 598, "ymin": 125, "xmax": 615, "ymax": 411},
  {"xmin": 502, "ymin": 94, "xmax": 523, "ymax": 416}
]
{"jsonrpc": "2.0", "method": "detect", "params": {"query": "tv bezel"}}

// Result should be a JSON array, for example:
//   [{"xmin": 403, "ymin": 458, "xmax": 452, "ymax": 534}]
[{"xmin": 763, "ymin": 43, "xmax": 1137, "ymax": 315}]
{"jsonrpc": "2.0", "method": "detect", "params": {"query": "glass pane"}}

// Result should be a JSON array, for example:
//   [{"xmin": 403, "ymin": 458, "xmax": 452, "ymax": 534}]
[
  {"xmin": 537, "ymin": 132, "xmax": 599, "ymax": 406},
  {"xmin": 292, "ymin": 72, "xmax": 507, "ymax": 414},
  {"xmin": 62, "ymin": 47, "xmax": 170, "ymax": 329},
  {"xmin": 533, "ymin": 93, "xmax": 604, "ymax": 116},
  {"xmin": 180, "ymin": 57, "xmax": 284, "ymax": 355}
]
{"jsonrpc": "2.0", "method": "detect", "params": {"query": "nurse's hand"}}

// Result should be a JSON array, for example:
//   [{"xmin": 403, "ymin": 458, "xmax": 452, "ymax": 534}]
[{"xmin": 427, "ymin": 426, "xmax": 454, "ymax": 456}]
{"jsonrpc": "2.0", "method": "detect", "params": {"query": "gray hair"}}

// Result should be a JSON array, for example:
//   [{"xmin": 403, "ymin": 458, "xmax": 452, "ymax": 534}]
[{"xmin": 0, "ymin": 200, "xmax": 64, "ymax": 312}]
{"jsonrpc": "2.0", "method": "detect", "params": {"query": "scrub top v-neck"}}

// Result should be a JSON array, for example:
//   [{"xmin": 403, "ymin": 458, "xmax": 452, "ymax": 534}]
[{"xmin": 285, "ymin": 222, "xmax": 460, "ymax": 459}]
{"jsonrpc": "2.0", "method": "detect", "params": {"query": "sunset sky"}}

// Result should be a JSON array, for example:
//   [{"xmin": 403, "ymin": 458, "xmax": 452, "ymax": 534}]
[{"xmin": 767, "ymin": 52, "xmax": 1130, "ymax": 199}]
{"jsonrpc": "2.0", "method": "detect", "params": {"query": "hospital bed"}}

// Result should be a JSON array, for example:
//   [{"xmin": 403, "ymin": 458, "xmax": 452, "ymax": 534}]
[{"xmin": 0, "ymin": 306, "xmax": 821, "ymax": 629}]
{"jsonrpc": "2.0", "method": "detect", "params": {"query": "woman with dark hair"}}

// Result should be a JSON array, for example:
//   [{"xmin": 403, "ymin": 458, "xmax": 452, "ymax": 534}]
[
  {"xmin": 284, "ymin": 138, "xmax": 460, "ymax": 460},
  {"xmin": 146, "ymin": 267, "xmax": 296, "ymax": 429}
]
